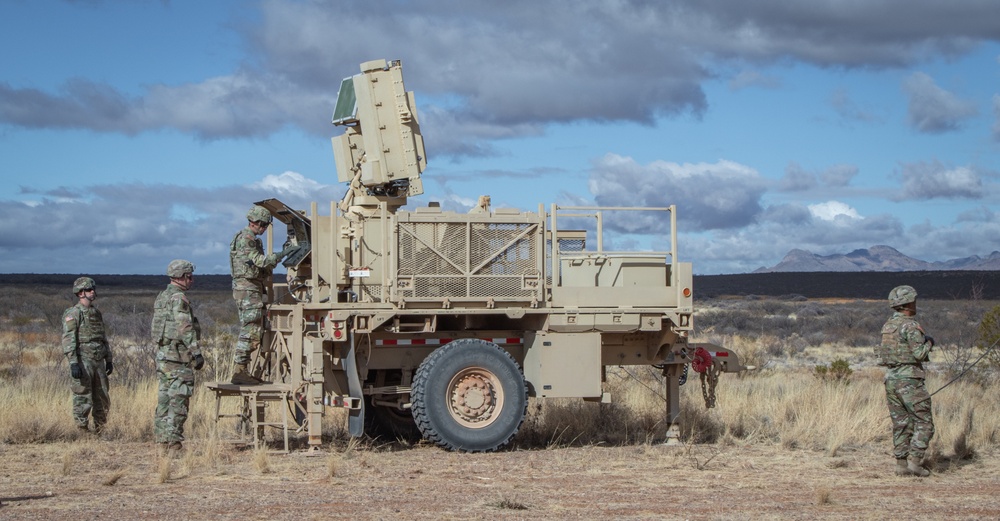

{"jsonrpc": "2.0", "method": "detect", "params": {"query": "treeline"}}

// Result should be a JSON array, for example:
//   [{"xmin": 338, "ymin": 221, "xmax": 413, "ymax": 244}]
[
  {"xmin": 0, "ymin": 273, "xmax": 235, "ymax": 292},
  {"xmin": 2, "ymin": 270, "xmax": 999, "ymax": 300},
  {"xmin": 695, "ymin": 271, "xmax": 1000, "ymax": 300}
]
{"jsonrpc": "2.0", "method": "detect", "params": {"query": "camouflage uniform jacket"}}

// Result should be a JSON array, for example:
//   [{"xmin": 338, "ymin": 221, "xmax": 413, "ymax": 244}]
[
  {"xmin": 876, "ymin": 311, "xmax": 932, "ymax": 380},
  {"xmin": 151, "ymin": 284, "xmax": 202, "ymax": 364},
  {"xmin": 230, "ymin": 226, "xmax": 280, "ymax": 291},
  {"xmin": 62, "ymin": 302, "xmax": 110, "ymax": 363}
]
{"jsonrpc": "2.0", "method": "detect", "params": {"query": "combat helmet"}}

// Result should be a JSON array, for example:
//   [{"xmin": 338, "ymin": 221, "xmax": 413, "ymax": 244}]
[
  {"xmin": 73, "ymin": 276, "xmax": 95, "ymax": 294},
  {"xmin": 888, "ymin": 285, "xmax": 917, "ymax": 308},
  {"xmin": 166, "ymin": 259, "xmax": 196, "ymax": 278},
  {"xmin": 247, "ymin": 205, "xmax": 272, "ymax": 224}
]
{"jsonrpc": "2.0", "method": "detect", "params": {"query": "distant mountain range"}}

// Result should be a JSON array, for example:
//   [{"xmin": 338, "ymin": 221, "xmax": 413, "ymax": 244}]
[{"xmin": 756, "ymin": 245, "xmax": 1000, "ymax": 273}]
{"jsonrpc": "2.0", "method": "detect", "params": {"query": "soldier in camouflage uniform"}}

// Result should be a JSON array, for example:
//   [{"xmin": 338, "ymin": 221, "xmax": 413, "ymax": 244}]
[
  {"xmin": 62, "ymin": 276, "xmax": 112, "ymax": 435},
  {"xmin": 876, "ymin": 285, "xmax": 935, "ymax": 477},
  {"xmin": 229, "ymin": 205, "xmax": 294, "ymax": 385},
  {"xmin": 151, "ymin": 260, "xmax": 205, "ymax": 453}
]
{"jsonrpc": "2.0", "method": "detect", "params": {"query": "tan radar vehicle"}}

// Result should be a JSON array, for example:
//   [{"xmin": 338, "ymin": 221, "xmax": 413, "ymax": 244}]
[{"xmin": 208, "ymin": 59, "xmax": 743, "ymax": 453}]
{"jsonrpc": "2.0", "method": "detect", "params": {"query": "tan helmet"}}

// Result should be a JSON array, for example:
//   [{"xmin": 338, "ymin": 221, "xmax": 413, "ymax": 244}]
[
  {"xmin": 166, "ymin": 259, "xmax": 196, "ymax": 278},
  {"xmin": 73, "ymin": 276, "xmax": 96, "ymax": 294},
  {"xmin": 888, "ymin": 285, "xmax": 917, "ymax": 308},
  {"xmin": 247, "ymin": 205, "xmax": 272, "ymax": 224}
]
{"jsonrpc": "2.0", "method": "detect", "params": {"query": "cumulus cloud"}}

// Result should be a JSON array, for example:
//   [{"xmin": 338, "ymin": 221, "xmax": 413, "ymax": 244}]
[
  {"xmin": 808, "ymin": 201, "xmax": 862, "ymax": 222},
  {"xmin": 779, "ymin": 163, "xmax": 858, "ymax": 192},
  {"xmin": 892, "ymin": 160, "xmax": 983, "ymax": 201},
  {"xmin": 588, "ymin": 154, "xmax": 766, "ymax": 232},
  {"xmin": 0, "ymin": 172, "xmax": 340, "ymax": 274},
  {"xmin": 250, "ymin": 171, "xmax": 332, "ymax": 199},
  {"xmin": 682, "ymin": 208, "xmax": 908, "ymax": 274},
  {"xmin": 956, "ymin": 205, "xmax": 996, "ymax": 223},
  {"xmin": 3, "ymin": 1, "xmax": 999, "ymax": 156},
  {"xmin": 779, "ymin": 162, "xmax": 817, "ymax": 192},
  {"xmin": 902, "ymin": 72, "xmax": 978, "ymax": 133}
]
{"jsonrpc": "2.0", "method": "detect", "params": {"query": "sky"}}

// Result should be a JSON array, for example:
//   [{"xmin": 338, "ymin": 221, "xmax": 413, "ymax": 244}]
[{"xmin": 1, "ymin": 0, "xmax": 999, "ymax": 276}]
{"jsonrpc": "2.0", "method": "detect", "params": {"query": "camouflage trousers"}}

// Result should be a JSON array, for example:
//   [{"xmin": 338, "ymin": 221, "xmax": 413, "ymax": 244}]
[
  {"xmin": 884, "ymin": 377, "xmax": 935, "ymax": 460},
  {"xmin": 70, "ymin": 356, "xmax": 110, "ymax": 430},
  {"xmin": 233, "ymin": 288, "xmax": 264, "ymax": 366},
  {"xmin": 154, "ymin": 361, "xmax": 195, "ymax": 444}
]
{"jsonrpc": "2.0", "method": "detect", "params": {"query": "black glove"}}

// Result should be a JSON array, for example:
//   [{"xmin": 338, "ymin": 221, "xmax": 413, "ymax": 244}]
[
  {"xmin": 925, "ymin": 336, "xmax": 935, "ymax": 348},
  {"xmin": 70, "ymin": 362, "xmax": 82, "ymax": 380},
  {"xmin": 193, "ymin": 354, "xmax": 205, "ymax": 370},
  {"xmin": 105, "ymin": 359, "xmax": 114, "ymax": 376}
]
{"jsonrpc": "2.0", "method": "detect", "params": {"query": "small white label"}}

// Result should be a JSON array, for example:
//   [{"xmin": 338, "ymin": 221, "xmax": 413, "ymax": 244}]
[{"xmin": 349, "ymin": 269, "xmax": 371, "ymax": 278}]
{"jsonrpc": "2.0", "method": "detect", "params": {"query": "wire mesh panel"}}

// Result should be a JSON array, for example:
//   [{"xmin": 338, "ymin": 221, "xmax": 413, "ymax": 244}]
[{"xmin": 396, "ymin": 219, "xmax": 542, "ymax": 301}]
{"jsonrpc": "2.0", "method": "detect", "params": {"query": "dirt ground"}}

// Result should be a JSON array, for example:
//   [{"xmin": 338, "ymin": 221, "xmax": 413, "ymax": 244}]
[{"xmin": 2, "ymin": 439, "xmax": 999, "ymax": 520}]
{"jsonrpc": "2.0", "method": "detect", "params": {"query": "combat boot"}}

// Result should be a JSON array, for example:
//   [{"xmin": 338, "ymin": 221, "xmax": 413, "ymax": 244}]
[
  {"xmin": 907, "ymin": 457, "xmax": 930, "ymax": 477},
  {"xmin": 895, "ymin": 458, "xmax": 910, "ymax": 476},
  {"xmin": 231, "ymin": 364, "xmax": 264, "ymax": 385},
  {"xmin": 160, "ymin": 441, "xmax": 183, "ymax": 458}
]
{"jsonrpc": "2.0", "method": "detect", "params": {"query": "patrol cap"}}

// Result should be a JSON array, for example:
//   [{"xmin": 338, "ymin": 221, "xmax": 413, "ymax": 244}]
[
  {"xmin": 247, "ymin": 205, "xmax": 272, "ymax": 224},
  {"xmin": 166, "ymin": 259, "xmax": 196, "ymax": 278},
  {"xmin": 73, "ymin": 276, "xmax": 96, "ymax": 293},
  {"xmin": 888, "ymin": 285, "xmax": 917, "ymax": 308}
]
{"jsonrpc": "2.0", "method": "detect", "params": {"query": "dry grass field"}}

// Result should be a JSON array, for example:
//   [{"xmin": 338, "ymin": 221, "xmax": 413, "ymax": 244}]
[{"xmin": 3, "ymin": 282, "xmax": 1000, "ymax": 519}]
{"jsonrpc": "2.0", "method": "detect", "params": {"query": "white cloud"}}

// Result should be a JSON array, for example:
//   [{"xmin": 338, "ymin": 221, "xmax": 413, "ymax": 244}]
[
  {"xmin": 808, "ymin": 201, "xmax": 862, "ymax": 222},
  {"xmin": 893, "ymin": 160, "xmax": 983, "ymax": 201},
  {"xmin": 3, "ymin": 2, "xmax": 999, "ymax": 156},
  {"xmin": 588, "ymin": 154, "xmax": 766, "ymax": 232},
  {"xmin": 250, "ymin": 171, "xmax": 331, "ymax": 199},
  {"xmin": 0, "ymin": 173, "xmax": 341, "ymax": 274}
]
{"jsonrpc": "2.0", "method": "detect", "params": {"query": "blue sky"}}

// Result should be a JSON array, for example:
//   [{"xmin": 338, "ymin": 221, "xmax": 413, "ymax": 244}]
[{"xmin": 1, "ymin": 0, "xmax": 999, "ymax": 275}]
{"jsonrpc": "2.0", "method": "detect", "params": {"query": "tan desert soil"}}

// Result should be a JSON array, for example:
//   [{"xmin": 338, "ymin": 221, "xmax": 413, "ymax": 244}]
[{"xmin": 1, "ymin": 440, "xmax": 999, "ymax": 520}]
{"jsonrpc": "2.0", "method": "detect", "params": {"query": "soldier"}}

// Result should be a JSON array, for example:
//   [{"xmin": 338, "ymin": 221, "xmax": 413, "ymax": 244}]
[
  {"xmin": 877, "ymin": 285, "xmax": 935, "ymax": 477},
  {"xmin": 151, "ymin": 259, "xmax": 205, "ymax": 453},
  {"xmin": 229, "ymin": 205, "xmax": 294, "ymax": 384},
  {"xmin": 62, "ymin": 276, "xmax": 112, "ymax": 435}
]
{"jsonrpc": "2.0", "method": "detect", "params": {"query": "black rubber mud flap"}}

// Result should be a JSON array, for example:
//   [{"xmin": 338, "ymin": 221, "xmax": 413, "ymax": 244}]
[{"xmin": 345, "ymin": 333, "xmax": 365, "ymax": 437}]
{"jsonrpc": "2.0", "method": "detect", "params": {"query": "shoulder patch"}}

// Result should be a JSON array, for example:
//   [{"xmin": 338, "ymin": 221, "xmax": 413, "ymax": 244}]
[{"xmin": 65, "ymin": 315, "xmax": 75, "ymax": 322}]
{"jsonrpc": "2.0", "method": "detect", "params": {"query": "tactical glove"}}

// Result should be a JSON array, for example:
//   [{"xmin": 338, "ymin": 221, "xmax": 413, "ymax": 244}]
[
  {"xmin": 70, "ymin": 362, "xmax": 82, "ymax": 380},
  {"xmin": 280, "ymin": 243, "xmax": 297, "ymax": 259},
  {"xmin": 105, "ymin": 359, "xmax": 114, "ymax": 376},
  {"xmin": 193, "ymin": 354, "xmax": 205, "ymax": 371},
  {"xmin": 925, "ymin": 336, "xmax": 935, "ymax": 348}
]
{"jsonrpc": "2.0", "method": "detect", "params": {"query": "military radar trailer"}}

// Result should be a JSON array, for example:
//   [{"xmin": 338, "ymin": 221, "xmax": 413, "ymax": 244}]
[{"xmin": 209, "ymin": 59, "xmax": 742, "ymax": 453}]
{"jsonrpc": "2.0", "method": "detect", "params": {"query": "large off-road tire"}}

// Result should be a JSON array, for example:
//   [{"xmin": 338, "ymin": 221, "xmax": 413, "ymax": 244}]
[{"xmin": 411, "ymin": 339, "xmax": 528, "ymax": 452}]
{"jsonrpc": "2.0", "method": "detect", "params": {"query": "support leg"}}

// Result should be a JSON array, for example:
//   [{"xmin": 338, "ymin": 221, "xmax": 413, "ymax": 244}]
[{"xmin": 664, "ymin": 364, "xmax": 682, "ymax": 444}]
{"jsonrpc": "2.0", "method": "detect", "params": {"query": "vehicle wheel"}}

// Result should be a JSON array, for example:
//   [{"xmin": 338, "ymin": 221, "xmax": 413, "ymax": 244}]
[
  {"xmin": 363, "ymin": 396, "xmax": 421, "ymax": 442},
  {"xmin": 411, "ymin": 339, "xmax": 527, "ymax": 452}
]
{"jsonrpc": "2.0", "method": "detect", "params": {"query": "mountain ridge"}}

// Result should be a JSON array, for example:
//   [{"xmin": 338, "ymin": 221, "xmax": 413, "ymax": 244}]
[{"xmin": 757, "ymin": 245, "xmax": 1000, "ymax": 273}]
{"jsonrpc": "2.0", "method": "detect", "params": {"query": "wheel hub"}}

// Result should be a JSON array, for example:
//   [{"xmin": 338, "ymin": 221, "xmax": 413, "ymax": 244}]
[{"xmin": 447, "ymin": 368, "xmax": 504, "ymax": 428}]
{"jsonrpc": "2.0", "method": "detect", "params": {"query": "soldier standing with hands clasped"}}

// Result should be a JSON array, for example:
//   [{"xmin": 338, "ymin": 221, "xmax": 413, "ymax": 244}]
[
  {"xmin": 151, "ymin": 260, "xmax": 205, "ymax": 454},
  {"xmin": 62, "ymin": 276, "xmax": 112, "ymax": 435},
  {"xmin": 877, "ymin": 285, "xmax": 935, "ymax": 477},
  {"xmin": 229, "ymin": 205, "xmax": 295, "ymax": 385}
]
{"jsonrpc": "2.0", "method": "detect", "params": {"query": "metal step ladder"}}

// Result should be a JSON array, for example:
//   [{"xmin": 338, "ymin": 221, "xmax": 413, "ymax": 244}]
[{"xmin": 205, "ymin": 382, "xmax": 295, "ymax": 453}]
